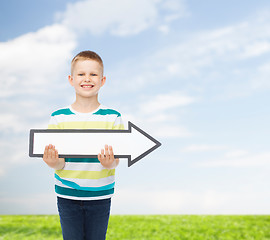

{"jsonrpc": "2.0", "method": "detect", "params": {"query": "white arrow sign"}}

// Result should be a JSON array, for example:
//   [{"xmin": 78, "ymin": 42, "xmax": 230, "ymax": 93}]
[{"xmin": 29, "ymin": 121, "xmax": 161, "ymax": 167}]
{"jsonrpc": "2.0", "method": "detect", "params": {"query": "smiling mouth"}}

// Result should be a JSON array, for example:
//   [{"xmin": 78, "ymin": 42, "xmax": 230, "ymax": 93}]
[{"xmin": 81, "ymin": 84, "xmax": 94, "ymax": 88}]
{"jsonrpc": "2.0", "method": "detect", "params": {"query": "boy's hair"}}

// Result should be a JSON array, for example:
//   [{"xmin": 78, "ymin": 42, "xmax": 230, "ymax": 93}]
[{"xmin": 71, "ymin": 50, "xmax": 104, "ymax": 75}]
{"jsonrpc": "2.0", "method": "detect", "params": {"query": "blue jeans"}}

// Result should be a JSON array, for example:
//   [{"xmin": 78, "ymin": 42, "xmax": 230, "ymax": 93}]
[{"xmin": 57, "ymin": 197, "xmax": 111, "ymax": 240}]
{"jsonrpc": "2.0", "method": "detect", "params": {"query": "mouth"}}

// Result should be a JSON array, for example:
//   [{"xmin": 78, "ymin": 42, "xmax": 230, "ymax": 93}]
[{"xmin": 81, "ymin": 84, "xmax": 94, "ymax": 89}]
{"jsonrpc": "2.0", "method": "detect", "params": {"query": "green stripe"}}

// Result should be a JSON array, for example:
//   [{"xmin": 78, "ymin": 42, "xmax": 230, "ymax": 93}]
[
  {"xmin": 65, "ymin": 158, "xmax": 100, "ymax": 163},
  {"xmin": 55, "ymin": 173, "xmax": 115, "ymax": 191},
  {"xmin": 48, "ymin": 124, "xmax": 59, "ymax": 129},
  {"xmin": 49, "ymin": 123, "xmax": 124, "ymax": 130},
  {"xmin": 113, "ymin": 124, "xmax": 125, "ymax": 130},
  {"xmin": 51, "ymin": 108, "xmax": 75, "ymax": 116},
  {"xmin": 55, "ymin": 169, "xmax": 115, "ymax": 180},
  {"xmin": 94, "ymin": 109, "xmax": 121, "ymax": 117},
  {"xmin": 55, "ymin": 121, "xmax": 115, "ymax": 129},
  {"xmin": 55, "ymin": 185, "xmax": 114, "ymax": 197}
]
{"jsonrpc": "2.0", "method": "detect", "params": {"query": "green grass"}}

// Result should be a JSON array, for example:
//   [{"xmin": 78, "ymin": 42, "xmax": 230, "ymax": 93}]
[{"xmin": 0, "ymin": 215, "xmax": 270, "ymax": 240}]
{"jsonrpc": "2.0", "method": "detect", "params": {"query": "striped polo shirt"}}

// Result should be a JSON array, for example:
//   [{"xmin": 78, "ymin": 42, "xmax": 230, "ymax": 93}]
[{"xmin": 48, "ymin": 105, "xmax": 125, "ymax": 200}]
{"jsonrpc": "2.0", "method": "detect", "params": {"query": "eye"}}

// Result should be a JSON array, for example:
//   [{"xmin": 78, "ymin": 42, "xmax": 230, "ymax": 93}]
[
  {"xmin": 78, "ymin": 73, "xmax": 84, "ymax": 76},
  {"xmin": 91, "ymin": 73, "xmax": 98, "ymax": 76}
]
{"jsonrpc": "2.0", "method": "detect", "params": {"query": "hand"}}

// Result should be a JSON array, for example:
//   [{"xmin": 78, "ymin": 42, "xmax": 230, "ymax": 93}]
[
  {"xmin": 43, "ymin": 144, "xmax": 65, "ymax": 170},
  {"xmin": 98, "ymin": 145, "xmax": 119, "ymax": 169}
]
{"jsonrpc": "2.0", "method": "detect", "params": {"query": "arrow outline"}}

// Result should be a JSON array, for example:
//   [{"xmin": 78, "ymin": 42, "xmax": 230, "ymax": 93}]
[{"xmin": 29, "ymin": 121, "xmax": 161, "ymax": 167}]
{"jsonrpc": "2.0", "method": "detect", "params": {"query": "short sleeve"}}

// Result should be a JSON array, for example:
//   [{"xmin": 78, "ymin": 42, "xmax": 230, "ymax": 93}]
[
  {"xmin": 112, "ymin": 115, "xmax": 125, "ymax": 130},
  {"xmin": 48, "ymin": 114, "xmax": 60, "ymax": 129}
]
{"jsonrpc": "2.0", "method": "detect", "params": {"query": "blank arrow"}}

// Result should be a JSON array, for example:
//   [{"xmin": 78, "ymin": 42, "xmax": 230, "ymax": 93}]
[{"xmin": 29, "ymin": 121, "xmax": 161, "ymax": 167}]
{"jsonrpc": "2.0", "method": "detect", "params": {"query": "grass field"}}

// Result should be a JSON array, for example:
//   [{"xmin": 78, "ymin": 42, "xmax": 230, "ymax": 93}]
[{"xmin": 0, "ymin": 215, "xmax": 269, "ymax": 240}]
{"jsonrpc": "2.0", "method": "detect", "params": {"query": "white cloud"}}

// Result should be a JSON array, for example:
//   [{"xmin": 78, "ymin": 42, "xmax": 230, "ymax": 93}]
[
  {"xmin": 250, "ymin": 61, "xmax": 270, "ymax": 91},
  {"xmin": 0, "ymin": 24, "xmax": 76, "ymax": 97},
  {"xmin": 112, "ymin": 188, "xmax": 270, "ymax": 214},
  {"xmin": 0, "ymin": 167, "xmax": 5, "ymax": 177},
  {"xmin": 120, "ymin": 91, "xmax": 194, "ymax": 138},
  {"xmin": 155, "ymin": 125, "xmax": 191, "ymax": 138},
  {"xmin": 182, "ymin": 144, "xmax": 227, "ymax": 152},
  {"xmin": 140, "ymin": 92, "xmax": 195, "ymax": 114},
  {"xmin": 239, "ymin": 41, "xmax": 270, "ymax": 58},
  {"xmin": 0, "ymin": 114, "xmax": 21, "ymax": 132},
  {"xmin": 0, "ymin": 193, "xmax": 57, "ymax": 214},
  {"xmin": 157, "ymin": 24, "xmax": 170, "ymax": 34},
  {"xmin": 123, "ymin": 112, "xmax": 191, "ymax": 138},
  {"xmin": 196, "ymin": 151, "xmax": 270, "ymax": 168},
  {"xmin": 108, "ymin": 10, "xmax": 270, "ymax": 99},
  {"xmin": 58, "ymin": 0, "xmax": 187, "ymax": 36},
  {"xmin": 225, "ymin": 150, "xmax": 249, "ymax": 158},
  {"xmin": 161, "ymin": 0, "xmax": 186, "ymax": 12}
]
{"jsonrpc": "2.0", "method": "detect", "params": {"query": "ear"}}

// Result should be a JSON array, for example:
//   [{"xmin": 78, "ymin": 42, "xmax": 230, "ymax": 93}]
[
  {"xmin": 68, "ymin": 75, "xmax": 74, "ymax": 86},
  {"xmin": 101, "ymin": 76, "xmax": 106, "ymax": 87}
]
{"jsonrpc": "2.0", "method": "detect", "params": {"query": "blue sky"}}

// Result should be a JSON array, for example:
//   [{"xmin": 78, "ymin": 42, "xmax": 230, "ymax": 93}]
[{"xmin": 1, "ymin": 0, "xmax": 270, "ymax": 214}]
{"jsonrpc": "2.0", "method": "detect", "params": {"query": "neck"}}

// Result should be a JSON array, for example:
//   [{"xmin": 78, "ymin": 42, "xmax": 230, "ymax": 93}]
[{"xmin": 71, "ymin": 95, "xmax": 100, "ymax": 113}]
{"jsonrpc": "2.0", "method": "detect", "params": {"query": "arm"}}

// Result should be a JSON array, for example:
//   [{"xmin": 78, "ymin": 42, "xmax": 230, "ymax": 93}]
[
  {"xmin": 43, "ymin": 144, "xmax": 65, "ymax": 170},
  {"xmin": 98, "ymin": 145, "xmax": 119, "ymax": 169}
]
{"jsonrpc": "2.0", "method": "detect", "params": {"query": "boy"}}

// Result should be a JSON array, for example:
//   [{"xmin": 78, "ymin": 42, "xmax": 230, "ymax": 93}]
[{"xmin": 43, "ymin": 50, "xmax": 124, "ymax": 240}]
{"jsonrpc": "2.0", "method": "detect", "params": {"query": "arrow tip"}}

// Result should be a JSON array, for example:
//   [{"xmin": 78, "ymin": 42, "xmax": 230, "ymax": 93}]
[{"xmin": 127, "ymin": 122, "xmax": 161, "ymax": 167}]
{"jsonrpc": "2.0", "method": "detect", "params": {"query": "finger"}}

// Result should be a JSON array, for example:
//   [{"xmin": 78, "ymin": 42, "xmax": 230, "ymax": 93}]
[
  {"xmin": 109, "ymin": 145, "xmax": 114, "ymax": 157},
  {"xmin": 48, "ymin": 145, "xmax": 54, "ymax": 159},
  {"xmin": 48, "ymin": 144, "xmax": 53, "ymax": 151},
  {"xmin": 43, "ymin": 146, "xmax": 48, "ymax": 159},
  {"xmin": 105, "ymin": 145, "xmax": 110, "ymax": 159},
  {"xmin": 101, "ymin": 149, "xmax": 105, "ymax": 156},
  {"xmin": 48, "ymin": 148, "xmax": 52, "ymax": 160},
  {"xmin": 99, "ymin": 150, "xmax": 105, "ymax": 162},
  {"xmin": 53, "ymin": 147, "xmax": 58, "ymax": 160},
  {"xmin": 53, "ymin": 145, "xmax": 57, "ymax": 156},
  {"xmin": 115, "ymin": 158, "xmax": 119, "ymax": 167},
  {"xmin": 55, "ymin": 149, "xmax": 59, "ymax": 159}
]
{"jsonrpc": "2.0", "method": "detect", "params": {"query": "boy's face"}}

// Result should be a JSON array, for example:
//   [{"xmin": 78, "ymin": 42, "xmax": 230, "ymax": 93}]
[{"xmin": 68, "ymin": 59, "xmax": 106, "ymax": 99}]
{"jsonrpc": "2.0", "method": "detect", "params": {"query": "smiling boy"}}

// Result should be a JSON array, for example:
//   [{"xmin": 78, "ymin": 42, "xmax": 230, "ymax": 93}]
[{"xmin": 43, "ymin": 50, "xmax": 124, "ymax": 240}]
